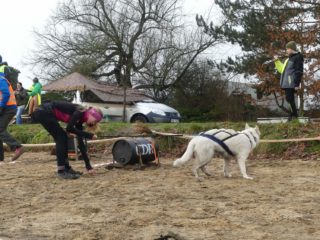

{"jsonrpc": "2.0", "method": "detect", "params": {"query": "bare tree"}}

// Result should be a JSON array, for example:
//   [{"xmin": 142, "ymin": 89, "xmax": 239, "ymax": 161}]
[
  {"xmin": 29, "ymin": 0, "xmax": 182, "ymax": 85},
  {"xmin": 134, "ymin": 26, "xmax": 224, "ymax": 101},
  {"xmin": 29, "ymin": 0, "xmax": 224, "ymax": 91}
]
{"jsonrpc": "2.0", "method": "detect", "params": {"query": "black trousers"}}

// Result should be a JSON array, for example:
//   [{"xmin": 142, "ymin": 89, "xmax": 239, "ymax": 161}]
[
  {"xmin": 32, "ymin": 109, "xmax": 69, "ymax": 167},
  {"xmin": 0, "ymin": 108, "xmax": 22, "ymax": 161},
  {"xmin": 284, "ymin": 88, "xmax": 298, "ymax": 117}
]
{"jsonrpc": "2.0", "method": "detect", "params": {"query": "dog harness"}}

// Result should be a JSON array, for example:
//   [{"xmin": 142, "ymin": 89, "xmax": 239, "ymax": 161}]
[
  {"xmin": 215, "ymin": 130, "xmax": 258, "ymax": 147},
  {"xmin": 201, "ymin": 129, "xmax": 258, "ymax": 156},
  {"xmin": 199, "ymin": 133, "xmax": 235, "ymax": 156}
]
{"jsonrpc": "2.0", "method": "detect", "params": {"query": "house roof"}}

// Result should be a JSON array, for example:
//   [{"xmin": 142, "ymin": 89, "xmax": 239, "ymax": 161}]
[{"xmin": 42, "ymin": 72, "xmax": 151, "ymax": 103}]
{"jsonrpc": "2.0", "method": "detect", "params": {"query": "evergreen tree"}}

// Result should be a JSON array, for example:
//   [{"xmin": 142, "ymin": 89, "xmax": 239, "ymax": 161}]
[{"xmin": 198, "ymin": 0, "xmax": 320, "ymax": 114}]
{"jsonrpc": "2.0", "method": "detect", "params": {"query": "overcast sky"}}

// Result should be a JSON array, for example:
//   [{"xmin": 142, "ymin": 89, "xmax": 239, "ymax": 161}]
[{"xmin": 0, "ymin": 0, "xmax": 222, "ymax": 87}]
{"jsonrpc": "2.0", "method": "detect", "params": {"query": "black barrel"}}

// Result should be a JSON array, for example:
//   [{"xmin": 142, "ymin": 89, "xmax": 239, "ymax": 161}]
[{"xmin": 112, "ymin": 138, "xmax": 159, "ymax": 165}]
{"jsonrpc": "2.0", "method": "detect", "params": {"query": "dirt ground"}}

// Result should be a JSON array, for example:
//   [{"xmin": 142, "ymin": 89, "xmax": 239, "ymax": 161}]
[{"xmin": 0, "ymin": 150, "xmax": 319, "ymax": 240}]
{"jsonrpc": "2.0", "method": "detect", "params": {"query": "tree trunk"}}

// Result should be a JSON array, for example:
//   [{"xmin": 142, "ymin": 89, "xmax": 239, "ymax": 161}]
[{"xmin": 122, "ymin": 85, "xmax": 127, "ymax": 122}]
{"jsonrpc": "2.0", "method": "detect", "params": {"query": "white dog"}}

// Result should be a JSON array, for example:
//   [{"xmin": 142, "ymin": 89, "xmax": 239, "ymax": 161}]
[{"xmin": 173, "ymin": 124, "xmax": 260, "ymax": 180}]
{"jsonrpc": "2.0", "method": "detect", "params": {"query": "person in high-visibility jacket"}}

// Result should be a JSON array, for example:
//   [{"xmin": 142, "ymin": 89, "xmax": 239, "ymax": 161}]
[
  {"xmin": 0, "ymin": 59, "xmax": 8, "ymax": 75},
  {"xmin": 274, "ymin": 41, "xmax": 304, "ymax": 121},
  {"xmin": 0, "ymin": 55, "xmax": 3, "ymax": 73},
  {"xmin": 0, "ymin": 68, "xmax": 24, "ymax": 162},
  {"xmin": 26, "ymin": 77, "xmax": 42, "ymax": 115}
]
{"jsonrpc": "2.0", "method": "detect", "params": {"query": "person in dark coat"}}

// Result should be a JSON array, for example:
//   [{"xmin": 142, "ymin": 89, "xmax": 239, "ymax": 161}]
[
  {"xmin": 31, "ymin": 100, "xmax": 104, "ymax": 179},
  {"xmin": 14, "ymin": 82, "xmax": 28, "ymax": 124},
  {"xmin": 274, "ymin": 41, "xmax": 304, "ymax": 120}
]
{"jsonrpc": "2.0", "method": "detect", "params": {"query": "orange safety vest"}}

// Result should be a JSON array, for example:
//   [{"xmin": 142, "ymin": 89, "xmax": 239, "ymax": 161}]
[{"xmin": 0, "ymin": 79, "xmax": 17, "ymax": 106}]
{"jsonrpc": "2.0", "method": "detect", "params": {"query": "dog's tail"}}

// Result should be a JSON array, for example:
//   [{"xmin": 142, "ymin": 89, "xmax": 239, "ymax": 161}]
[{"xmin": 173, "ymin": 139, "xmax": 196, "ymax": 167}]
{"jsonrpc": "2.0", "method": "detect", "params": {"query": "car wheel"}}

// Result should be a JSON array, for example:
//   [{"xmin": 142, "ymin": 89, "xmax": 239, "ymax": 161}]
[{"xmin": 131, "ymin": 114, "xmax": 148, "ymax": 123}]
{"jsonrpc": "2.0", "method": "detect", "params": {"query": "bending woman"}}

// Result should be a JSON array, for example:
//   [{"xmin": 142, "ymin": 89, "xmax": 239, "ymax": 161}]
[{"xmin": 31, "ymin": 100, "xmax": 103, "ymax": 179}]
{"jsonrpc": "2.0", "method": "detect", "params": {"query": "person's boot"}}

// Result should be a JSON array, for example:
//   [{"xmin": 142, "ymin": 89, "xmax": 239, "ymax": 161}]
[
  {"xmin": 56, "ymin": 170, "xmax": 80, "ymax": 179},
  {"xmin": 11, "ymin": 146, "xmax": 24, "ymax": 161},
  {"xmin": 0, "ymin": 151, "xmax": 4, "ymax": 162},
  {"xmin": 65, "ymin": 165, "xmax": 83, "ymax": 176},
  {"xmin": 0, "ymin": 141, "xmax": 4, "ymax": 162}
]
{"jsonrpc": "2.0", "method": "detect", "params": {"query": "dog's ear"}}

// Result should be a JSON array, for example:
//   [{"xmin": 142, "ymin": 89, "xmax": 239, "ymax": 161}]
[
  {"xmin": 255, "ymin": 125, "xmax": 260, "ymax": 134},
  {"xmin": 245, "ymin": 123, "xmax": 250, "ymax": 129}
]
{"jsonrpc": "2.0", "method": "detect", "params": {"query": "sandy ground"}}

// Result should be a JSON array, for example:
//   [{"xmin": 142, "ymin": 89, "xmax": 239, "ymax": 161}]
[{"xmin": 0, "ymin": 150, "xmax": 320, "ymax": 240}]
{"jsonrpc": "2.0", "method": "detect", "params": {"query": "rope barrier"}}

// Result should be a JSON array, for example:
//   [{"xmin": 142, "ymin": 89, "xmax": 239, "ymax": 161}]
[
  {"xmin": 6, "ymin": 130, "xmax": 320, "ymax": 151},
  {"xmin": 259, "ymin": 137, "xmax": 320, "ymax": 143},
  {"xmin": 3, "ymin": 137, "xmax": 128, "ymax": 151},
  {"xmin": 150, "ymin": 131, "xmax": 320, "ymax": 143}
]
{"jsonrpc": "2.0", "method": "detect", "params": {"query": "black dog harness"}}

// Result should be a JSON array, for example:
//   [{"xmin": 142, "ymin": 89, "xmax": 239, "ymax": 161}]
[
  {"xmin": 199, "ymin": 133, "xmax": 235, "ymax": 156},
  {"xmin": 200, "ymin": 129, "xmax": 257, "ymax": 156}
]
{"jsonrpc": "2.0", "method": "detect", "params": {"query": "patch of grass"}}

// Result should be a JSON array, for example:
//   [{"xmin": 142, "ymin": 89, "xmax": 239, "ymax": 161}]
[
  {"xmin": 304, "ymin": 141, "xmax": 320, "ymax": 153},
  {"xmin": 99, "ymin": 122, "xmax": 130, "ymax": 137},
  {"xmin": 256, "ymin": 142, "xmax": 292, "ymax": 155},
  {"xmin": 30, "ymin": 129, "xmax": 53, "ymax": 144}
]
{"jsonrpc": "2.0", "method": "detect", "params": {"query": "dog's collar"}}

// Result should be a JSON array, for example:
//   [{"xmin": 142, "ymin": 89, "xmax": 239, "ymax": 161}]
[
  {"xmin": 251, "ymin": 133, "xmax": 258, "ymax": 143},
  {"xmin": 242, "ymin": 131, "xmax": 258, "ymax": 149},
  {"xmin": 248, "ymin": 130, "xmax": 258, "ymax": 144},
  {"xmin": 242, "ymin": 132, "xmax": 253, "ymax": 148}
]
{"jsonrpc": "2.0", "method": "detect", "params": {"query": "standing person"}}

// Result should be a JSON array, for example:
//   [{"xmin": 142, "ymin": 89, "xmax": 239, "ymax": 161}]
[
  {"xmin": 31, "ymin": 101, "xmax": 103, "ymax": 179},
  {"xmin": 274, "ymin": 41, "xmax": 304, "ymax": 121},
  {"xmin": 0, "ymin": 70, "xmax": 24, "ymax": 162},
  {"xmin": 0, "ymin": 55, "xmax": 5, "ymax": 73},
  {"xmin": 14, "ymin": 82, "xmax": 28, "ymax": 124},
  {"xmin": 26, "ymin": 77, "xmax": 42, "ymax": 115}
]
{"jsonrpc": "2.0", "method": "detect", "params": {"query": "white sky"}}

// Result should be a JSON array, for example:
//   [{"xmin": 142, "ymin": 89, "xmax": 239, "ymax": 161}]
[
  {"xmin": 1, "ymin": 0, "xmax": 59, "ymax": 87},
  {"xmin": 0, "ymin": 0, "xmax": 228, "ymax": 88}
]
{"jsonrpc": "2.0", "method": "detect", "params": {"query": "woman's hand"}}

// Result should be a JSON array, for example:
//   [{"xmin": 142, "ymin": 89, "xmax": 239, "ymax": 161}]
[
  {"xmin": 68, "ymin": 132, "xmax": 77, "ymax": 138},
  {"xmin": 92, "ymin": 134, "xmax": 98, "ymax": 140}
]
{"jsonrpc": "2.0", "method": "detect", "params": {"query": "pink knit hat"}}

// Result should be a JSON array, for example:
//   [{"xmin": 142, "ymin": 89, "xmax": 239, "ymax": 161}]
[{"xmin": 86, "ymin": 107, "xmax": 103, "ymax": 122}]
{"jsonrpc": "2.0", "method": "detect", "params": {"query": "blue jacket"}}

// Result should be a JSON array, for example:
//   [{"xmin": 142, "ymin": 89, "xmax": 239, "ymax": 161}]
[{"xmin": 0, "ymin": 72, "xmax": 17, "ymax": 109}]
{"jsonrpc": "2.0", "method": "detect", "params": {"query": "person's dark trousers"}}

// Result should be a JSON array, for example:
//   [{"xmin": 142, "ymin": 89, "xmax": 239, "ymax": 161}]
[
  {"xmin": 285, "ymin": 88, "xmax": 298, "ymax": 118},
  {"xmin": 31, "ymin": 110, "xmax": 68, "ymax": 167},
  {"xmin": 0, "ymin": 108, "xmax": 21, "ymax": 161}
]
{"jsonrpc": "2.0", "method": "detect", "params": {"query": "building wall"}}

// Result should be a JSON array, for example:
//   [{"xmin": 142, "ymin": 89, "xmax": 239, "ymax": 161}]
[{"xmin": 227, "ymin": 81, "xmax": 293, "ymax": 112}]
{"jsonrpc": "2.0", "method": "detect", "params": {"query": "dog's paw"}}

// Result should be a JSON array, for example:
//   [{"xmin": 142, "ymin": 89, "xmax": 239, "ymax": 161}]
[
  {"xmin": 224, "ymin": 173, "xmax": 232, "ymax": 178},
  {"xmin": 243, "ymin": 176, "xmax": 253, "ymax": 180},
  {"xmin": 196, "ymin": 177, "xmax": 204, "ymax": 182}
]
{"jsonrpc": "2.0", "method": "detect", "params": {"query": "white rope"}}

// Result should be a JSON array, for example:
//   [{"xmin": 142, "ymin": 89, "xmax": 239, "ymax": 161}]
[
  {"xmin": 5, "ymin": 131, "xmax": 320, "ymax": 151},
  {"xmin": 151, "ymin": 131, "xmax": 320, "ymax": 143},
  {"xmin": 259, "ymin": 137, "xmax": 320, "ymax": 143},
  {"xmin": 4, "ymin": 137, "xmax": 127, "ymax": 151}
]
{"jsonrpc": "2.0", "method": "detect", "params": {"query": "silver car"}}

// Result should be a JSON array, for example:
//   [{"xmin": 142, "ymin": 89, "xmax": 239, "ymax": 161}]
[{"xmin": 82, "ymin": 100, "xmax": 181, "ymax": 123}]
